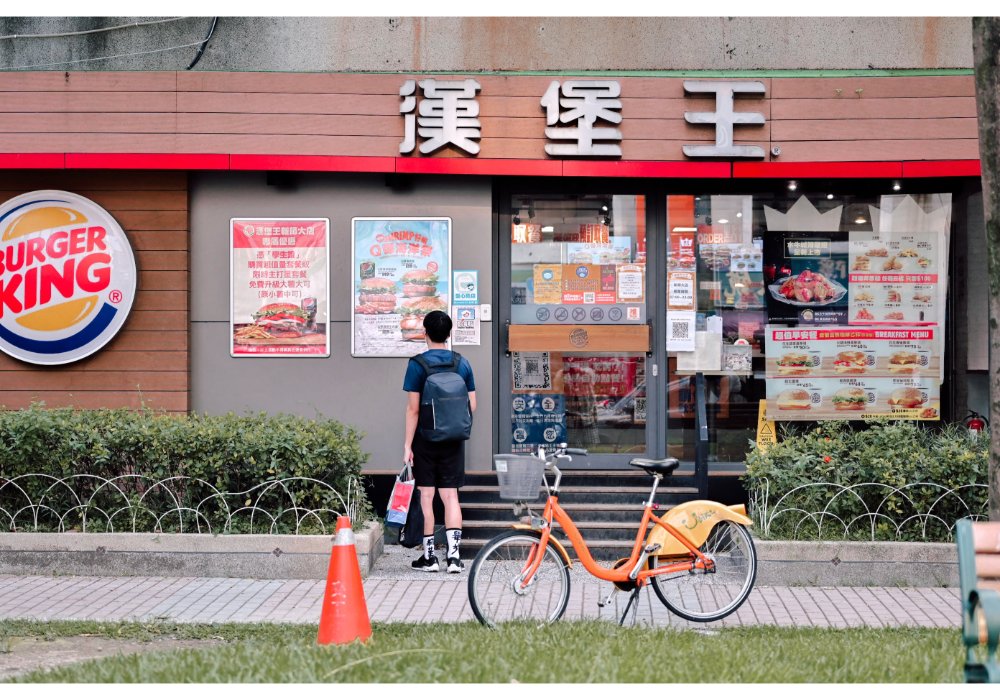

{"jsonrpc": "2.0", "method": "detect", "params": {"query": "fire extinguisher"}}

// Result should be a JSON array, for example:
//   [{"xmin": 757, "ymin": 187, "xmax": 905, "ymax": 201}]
[{"xmin": 965, "ymin": 411, "xmax": 988, "ymax": 435}]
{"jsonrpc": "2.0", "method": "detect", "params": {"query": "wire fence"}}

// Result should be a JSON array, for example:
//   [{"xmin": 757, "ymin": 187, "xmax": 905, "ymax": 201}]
[
  {"xmin": 0, "ymin": 473, "xmax": 364, "ymax": 535},
  {"xmin": 749, "ymin": 478, "xmax": 990, "ymax": 542}
]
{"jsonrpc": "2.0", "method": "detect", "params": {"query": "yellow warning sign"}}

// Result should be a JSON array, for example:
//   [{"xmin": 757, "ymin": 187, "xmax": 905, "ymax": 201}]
[{"xmin": 757, "ymin": 400, "xmax": 777, "ymax": 452}]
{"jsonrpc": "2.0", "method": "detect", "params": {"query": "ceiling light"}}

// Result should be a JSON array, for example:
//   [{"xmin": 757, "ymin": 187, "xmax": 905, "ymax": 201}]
[
  {"xmin": 736, "ymin": 212, "xmax": 743, "ymax": 218},
  {"xmin": 892, "ymin": 181, "xmax": 902, "ymax": 191},
  {"xmin": 541, "ymin": 226, "xmax": 554, "ymax": 233},
  {"xmin": 854, "ymin": 217, "xmax": 867, "ymax": 225},
  {"xmin": 601, "ymin": 204, "xmax": 609, "ymax": 211},
  {"xmin": 718, "ymin": 218, "xmax": 729, "ymax": 224},
  {"xmin": 788, "ymin": 180, "xmax": 798, "ymax": 191},
  {"xmin": 827, "ymin": 194, "xmax": 834, "ymax": 200},
  {"xmin": 671, "ymin": 227, "xmax": 698, "ymax": 232}
]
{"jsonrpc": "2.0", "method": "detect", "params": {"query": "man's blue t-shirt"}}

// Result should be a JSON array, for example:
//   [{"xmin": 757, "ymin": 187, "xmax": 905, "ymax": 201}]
[{"xmin": 403, "ymin": 350, "xmax": 476, "ymax": 393}]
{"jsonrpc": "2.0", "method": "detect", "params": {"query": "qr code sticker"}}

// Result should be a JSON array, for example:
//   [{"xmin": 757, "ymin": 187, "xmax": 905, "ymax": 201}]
[
  {"xmin": 513, "ymin": 352, "xmax": 552, "ymax": 390},
  {"xmin": 671, "ymin": 321, "xmax": 690, "ymax": 339}
]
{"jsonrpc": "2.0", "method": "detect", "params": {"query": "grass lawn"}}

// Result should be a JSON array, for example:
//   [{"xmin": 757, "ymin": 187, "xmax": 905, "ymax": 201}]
[{"xmin": 2, "ymin": 619, "xmax": 962, "ymax": 683}]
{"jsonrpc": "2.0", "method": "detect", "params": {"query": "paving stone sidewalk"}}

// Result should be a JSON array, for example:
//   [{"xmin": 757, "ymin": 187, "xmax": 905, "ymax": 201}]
[{"xmin": 0, "ymin": 555, "xmax": 960, "ymax": 630}]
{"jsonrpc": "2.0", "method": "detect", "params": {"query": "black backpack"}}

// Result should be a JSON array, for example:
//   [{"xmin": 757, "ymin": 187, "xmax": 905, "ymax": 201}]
[{"xmin": 414, "ymin": 351, "xmax": 473, "ymax": 442}]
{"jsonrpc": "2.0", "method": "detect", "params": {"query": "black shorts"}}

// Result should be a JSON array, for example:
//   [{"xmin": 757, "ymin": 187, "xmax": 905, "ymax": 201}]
[{"xmin": 412, "ymin": 434, "xmax": 465, "ymax": 489}]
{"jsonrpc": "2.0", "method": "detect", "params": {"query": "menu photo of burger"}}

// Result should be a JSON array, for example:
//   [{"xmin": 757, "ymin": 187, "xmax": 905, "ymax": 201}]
[
  {"xmin": 233, "ymin": 301, "xmax": 324, "ymax": 347},
  {"xmin": 776, "ymin": 388, "xmax": 813, "ymax": 411},
  {"xmin": 398, "ymin": 296, "xmax": 448, "ymax": 342},
  {"xmin": 833, "ymin": 350, "xmax": 868, "ymax": 374},
  {"xmin": 887, "ymin": 350, "xmax": 920, "ymax": 374},
  {"xmin": 355, "ymin": 277, "xmax": 398, "ymax": 314},
  {"xmin": 888, "ymin": 387, "xmax": 927, "ymax": 409},
  {"xmin": 776, "ymin": 352, "xmax": 814, "ymax": 376},
  {"xmin": 832, "ymin": 387, "xmax": 868, "ymax": 411}
]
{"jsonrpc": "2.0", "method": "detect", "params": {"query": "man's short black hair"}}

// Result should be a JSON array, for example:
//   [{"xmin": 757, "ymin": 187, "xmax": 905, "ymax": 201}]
[{"xmin": 423, "ymin": 310, "xmax": 452, "ymax": 343}]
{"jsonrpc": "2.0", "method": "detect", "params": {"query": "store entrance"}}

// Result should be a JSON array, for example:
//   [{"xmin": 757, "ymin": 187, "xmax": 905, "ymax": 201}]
[{"xmin": 498, "ymin": 190, "xmax": 664, "ymax": 469}]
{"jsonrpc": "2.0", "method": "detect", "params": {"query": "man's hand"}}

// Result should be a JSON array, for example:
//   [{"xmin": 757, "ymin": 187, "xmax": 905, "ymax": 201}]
[{"xmin": 403, "ymin": 445, "xmax": 413, "ymax": 466}]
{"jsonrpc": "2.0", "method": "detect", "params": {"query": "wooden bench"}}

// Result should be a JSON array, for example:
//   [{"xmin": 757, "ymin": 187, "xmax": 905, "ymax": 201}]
[{"xmin": 956, "ymin": 518, "xmax": 1000, "ymax": 683}]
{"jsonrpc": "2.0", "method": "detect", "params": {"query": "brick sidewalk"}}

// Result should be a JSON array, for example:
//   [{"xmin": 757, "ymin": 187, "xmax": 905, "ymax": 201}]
[{"xmin": 0, "ymin": 573, "xmax": 960, "ymax": 629}]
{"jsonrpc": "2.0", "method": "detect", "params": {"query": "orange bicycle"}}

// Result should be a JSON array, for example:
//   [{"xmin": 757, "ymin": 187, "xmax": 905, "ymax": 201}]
[{"xmin": 467, "ymin": 445, "xmax": 757, "ymax": 627}]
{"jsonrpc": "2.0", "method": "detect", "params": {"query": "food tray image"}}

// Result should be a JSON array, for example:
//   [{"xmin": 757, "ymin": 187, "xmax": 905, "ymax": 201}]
[{"xmin": 768, "ymin": 273, "xmax": 847, "ymax": 307}]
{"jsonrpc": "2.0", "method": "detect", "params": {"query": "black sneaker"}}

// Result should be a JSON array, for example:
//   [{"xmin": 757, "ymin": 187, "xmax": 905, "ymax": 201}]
[
  {"xmin": 446, "ymin": 557, "xmax": 464, "ymax": 574},
  {"xmin": 412, "ymin": 555, "xmax": 439, "ymax": 572}
]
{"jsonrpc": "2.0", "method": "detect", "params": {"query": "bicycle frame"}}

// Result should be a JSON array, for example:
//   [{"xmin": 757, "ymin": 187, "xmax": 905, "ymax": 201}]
[{"xmin": 517, "ymin": 466, "xmax": 718, "ymax": 588}]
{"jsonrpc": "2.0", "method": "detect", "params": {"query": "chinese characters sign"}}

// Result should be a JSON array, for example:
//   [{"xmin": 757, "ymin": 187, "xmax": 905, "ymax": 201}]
[
  {"xmin": 397, "ymin": 78, "xmax": 766, "ymax": 160},
  {"xmin": 351, "ymin": 217, "xmax": 451, "ymax": 357},
  {"xmin": 230, "ymin": 218, "xmax": 329, "ymax": 357}
]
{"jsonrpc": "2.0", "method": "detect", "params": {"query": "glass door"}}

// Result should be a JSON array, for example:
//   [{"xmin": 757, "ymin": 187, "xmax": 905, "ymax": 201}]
[{"xmin": 498, "ymin": 189, "xmax": 660, "ymax": 468}]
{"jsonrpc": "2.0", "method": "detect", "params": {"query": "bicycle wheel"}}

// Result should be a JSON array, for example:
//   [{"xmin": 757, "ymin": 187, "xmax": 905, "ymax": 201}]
[
  {"xmin": 467, "ymin": 530, "xmax": 571, "ymax": 628},
  {"xmin": 650, "ymin": 520, "xmax": 757, "ymax": 622}
]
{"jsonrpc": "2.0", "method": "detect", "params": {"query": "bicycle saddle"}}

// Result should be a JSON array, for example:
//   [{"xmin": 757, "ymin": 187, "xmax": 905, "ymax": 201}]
[{"xmin": 628, "ymin": 457, "xmax": 679, "ymax": 477}]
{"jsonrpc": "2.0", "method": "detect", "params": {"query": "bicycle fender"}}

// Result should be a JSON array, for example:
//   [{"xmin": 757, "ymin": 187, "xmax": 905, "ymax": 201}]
[
  {"xmin": 510, "ymin": 524, "xmax": 574, "ymax": 568},
  {"xmin": 644, "ymin": 501, "xmax": 753, "ymax": 557}
]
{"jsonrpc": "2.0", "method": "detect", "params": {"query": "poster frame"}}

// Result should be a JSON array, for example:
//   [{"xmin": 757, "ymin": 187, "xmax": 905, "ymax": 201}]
[
  {"xmin": 229, "ymin": 217, "xmax": 331, "ymax": 359},
  {"xmin": 350, "ymin": 216, "xmax": 453, "ymax": 358}
]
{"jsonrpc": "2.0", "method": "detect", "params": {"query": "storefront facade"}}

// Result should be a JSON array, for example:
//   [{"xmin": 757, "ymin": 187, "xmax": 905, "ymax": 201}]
[{"xmin": 0, "ymin": 68, "xmax": 986, "ymax": 494}]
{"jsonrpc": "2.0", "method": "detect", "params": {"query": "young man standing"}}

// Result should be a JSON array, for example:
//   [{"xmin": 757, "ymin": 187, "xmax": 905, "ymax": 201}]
[{"xmin": 403, "ymin": 310, "xmax": 476, "ymax": 573}]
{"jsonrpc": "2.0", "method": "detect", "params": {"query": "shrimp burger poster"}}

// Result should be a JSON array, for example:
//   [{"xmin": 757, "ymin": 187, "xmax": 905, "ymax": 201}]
[{"xmin": 351, "ymin": 217, "xmax": 451, "ymax": 358}]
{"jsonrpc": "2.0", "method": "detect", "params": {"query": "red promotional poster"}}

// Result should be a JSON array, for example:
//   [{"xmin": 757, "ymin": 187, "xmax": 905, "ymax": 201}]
[
  {"xmin": 230, "ymin": 218, "xmax": 330, "ymax": 357},
  {"xmin": 562, "ymin": 356, "xmax": 638, "ymax": 398}
]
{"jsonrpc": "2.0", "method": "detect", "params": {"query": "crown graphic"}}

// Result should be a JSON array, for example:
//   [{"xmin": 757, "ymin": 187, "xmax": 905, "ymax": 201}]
[
  {"xmin": 868, "ymin": 195, "xmax": 951, "ymax": 235},
  {"xmin": 763, "ymin": 196, "xmax": 844, "ymax": 232}
]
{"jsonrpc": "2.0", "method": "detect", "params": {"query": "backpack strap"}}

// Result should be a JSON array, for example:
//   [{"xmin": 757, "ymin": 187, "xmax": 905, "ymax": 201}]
[{"xmin": 414, "ymin": 351, "xmax": 461, "ymax": 376}]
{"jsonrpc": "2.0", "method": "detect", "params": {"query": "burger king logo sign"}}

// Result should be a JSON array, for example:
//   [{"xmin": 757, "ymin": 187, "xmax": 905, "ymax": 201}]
[{"xmin": 0, "ymin": 190, "xmax": 137, "ymax": 365}]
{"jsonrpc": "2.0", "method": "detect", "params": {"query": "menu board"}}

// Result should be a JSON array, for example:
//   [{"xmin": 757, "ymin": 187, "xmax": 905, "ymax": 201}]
[
  {"xmin": 765, "ymin": 325, "xmax": 941, "ymax": 420},
  {"xmin": 848, "ymin": 232, "xmax": 941, "ymax": 325},
  {"xmin": 351, "ymin": 218, "xmax": 451, "ymax": 357},
  {"xmin": 230, "ymin": 218, "xmax": 330, "ymax": 357}
]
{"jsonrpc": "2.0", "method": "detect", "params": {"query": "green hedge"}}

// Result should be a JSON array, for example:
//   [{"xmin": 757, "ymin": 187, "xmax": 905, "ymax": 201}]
[
  {"xmin": 0, "ymin": 405, "xmax": 370, "ymax": 534},
  {"xmin": 743, "ymin": 420, "xmax": 989, "ymax": 542}
]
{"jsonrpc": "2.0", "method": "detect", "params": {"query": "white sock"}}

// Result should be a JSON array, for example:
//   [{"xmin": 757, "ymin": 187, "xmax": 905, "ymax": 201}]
[
  {"xmin": 446, "ymin": 528, "xmax": 462, "ymax": 560},
  {"xmin": 423, "ymin": 535, "xmax": 435, "ymax": 560}
]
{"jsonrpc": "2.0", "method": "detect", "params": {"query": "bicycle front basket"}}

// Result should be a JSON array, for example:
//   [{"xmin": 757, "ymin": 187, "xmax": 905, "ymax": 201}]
[{"xmin": 493, "ymin": 454, "xmax": 546, "ymax": 501}]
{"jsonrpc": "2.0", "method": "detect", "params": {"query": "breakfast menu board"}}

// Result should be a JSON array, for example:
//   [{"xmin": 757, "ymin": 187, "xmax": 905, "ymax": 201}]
[
  {"xmin": 351, "ymin": 217, "xmax": 451, "ymax": 357},
  {"xmin": 848, "ymin": 232, "xmax": 941, "ymax": 325},
  {"xmin": 765, "ymin": 325, "xmax": 941, "ymax": 420}
]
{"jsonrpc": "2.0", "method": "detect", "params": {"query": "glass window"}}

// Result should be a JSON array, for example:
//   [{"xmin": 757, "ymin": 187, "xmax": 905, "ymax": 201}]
[
  {"xmin": 511, "ymin": 351, "xmax": 646, "ymax": 455},
  {"xmin": 510, "ymin": 194, "xmax": 646, "ymax": 325}
]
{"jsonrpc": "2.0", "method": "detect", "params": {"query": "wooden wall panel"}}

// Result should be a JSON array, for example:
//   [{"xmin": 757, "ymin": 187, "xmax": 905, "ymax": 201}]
[
  {"xmin": 0, "ymin": 171, "xmax": 189, "ymax": 413},
  {"xmin": 0, "ymin": 71, "xmax": 981, "ymax": 166}
]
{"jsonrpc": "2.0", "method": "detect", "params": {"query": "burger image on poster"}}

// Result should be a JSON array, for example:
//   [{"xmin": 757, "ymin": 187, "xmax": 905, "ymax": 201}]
[
  {"xmin": 398, "ymin": 296, "xmax": 447, "ymax": 342},
  {"xmin": 356, "ymin": 277, "xmax": 397, "ymax": 314},
  {"xmin": 0, "ymin": 190, "xmax": 137, "ymax": 365}
]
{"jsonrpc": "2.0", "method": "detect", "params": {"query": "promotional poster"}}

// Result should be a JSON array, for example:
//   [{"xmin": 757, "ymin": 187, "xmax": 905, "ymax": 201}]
[
  {"xmin": 351, "ymin": 217, "xmax": 451, "ymax": 357},
  {"xmin": 230, "ymin": 218, "xmax": 329, "ymax": 357}
]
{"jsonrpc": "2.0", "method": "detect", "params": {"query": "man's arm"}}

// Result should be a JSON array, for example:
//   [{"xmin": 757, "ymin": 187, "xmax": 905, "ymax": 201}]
[
  {"xmin": 403, "ymin": 391, "xmax": 420, "ymax": 465},
  {"xmin": 468, "ymin": 390, "xmax": 477, "ymax": 414}
]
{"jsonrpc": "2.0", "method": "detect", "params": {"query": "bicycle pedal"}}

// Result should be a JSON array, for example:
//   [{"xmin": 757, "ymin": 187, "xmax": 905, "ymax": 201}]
[{"xmin": 597, "ymin": 591, "xmax": 616, "ymax": 608}]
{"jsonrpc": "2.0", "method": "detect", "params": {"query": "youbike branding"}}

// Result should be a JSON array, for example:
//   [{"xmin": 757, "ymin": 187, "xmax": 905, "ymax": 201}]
[{"xmin": 0, "ymin": 191, "xmax": 137, "ymax": 365}]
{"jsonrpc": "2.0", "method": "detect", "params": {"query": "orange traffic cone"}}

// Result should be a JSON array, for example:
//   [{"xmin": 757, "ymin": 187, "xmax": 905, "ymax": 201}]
[{"xmin": 317, "ymin": 515, "xmax": 372, "ymax": 645}]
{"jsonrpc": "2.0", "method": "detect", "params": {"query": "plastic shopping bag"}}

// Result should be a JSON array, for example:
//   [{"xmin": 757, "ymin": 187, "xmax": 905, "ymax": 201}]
[{"xmin": 385, "ymin": 463, "xmax": 415, "ymax": 527}]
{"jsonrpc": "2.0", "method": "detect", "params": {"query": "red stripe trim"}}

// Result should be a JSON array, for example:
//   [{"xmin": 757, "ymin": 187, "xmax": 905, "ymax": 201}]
[
  {"xmin": 231, "ymin": 154, "xmax": 395, "ymax": 172},
  {"xmin": 65, "ymin": 153, "xmax": 230, "ymax": 169},
  {"xmin": 0, "ymin": 153, "xmax": 65, "ymax": 169},
  {"xmin": 394, "ymin": 157, "xmax": 562, "ymax": 176},
  {"xmin": 902, "ymin": 160, "xmax": 981, "ymax": 178},
  {"xmin": 733, "ymin": 161, "xmax": 903, "ymax": 178},
  {"xmin": 562, "ymin": 160, "xmax": 731, "ymax": 178}
]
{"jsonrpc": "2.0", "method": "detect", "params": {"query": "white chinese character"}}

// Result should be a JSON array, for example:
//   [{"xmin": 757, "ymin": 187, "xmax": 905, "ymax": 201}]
[
  {"xmin": 541, "ymin": 80, "xmax": 623, "ymax": 157},
  {"xmin": 683, "ymin": 81, "xmax": 766, "ymax": 158},
  {"xmin": 399, "ymin": 78, "xmax": 482, "ymax": 155}
]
